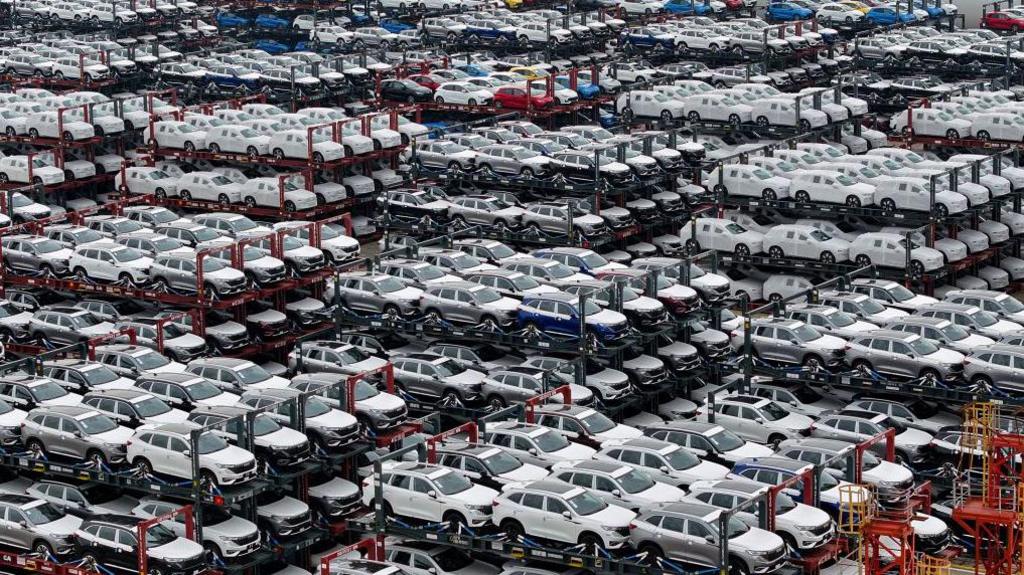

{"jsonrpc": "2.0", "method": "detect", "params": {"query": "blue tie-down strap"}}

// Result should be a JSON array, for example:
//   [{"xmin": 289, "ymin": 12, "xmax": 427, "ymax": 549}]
[
  {"xmin": 455, "ymin": 522, "xmax": 477, "ymax": 537},
  {"xmin": 205, "ymin": 483, "xmax": 224, "ymax": 497},
  {"xmin": 210, "ymin": 555, "xmax": 228, "ymax": 569}
]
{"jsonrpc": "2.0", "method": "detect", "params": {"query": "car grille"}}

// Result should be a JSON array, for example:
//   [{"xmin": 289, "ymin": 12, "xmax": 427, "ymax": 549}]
[
  {"xmin": 763, "ymin": 546, "xmax": 786, "ymax": 564},
  {"xmin": 948, "ymin": 363, "xmax": 965, "ymax": 373},
  {"xmin": 633, "ymin": 206, "xmax": 658, "ymax": 219},
  {"xmin": 260, "ymin": 319, "xmax": 290, "ymax": 336},
  {"xmin": 708, "ymin": 342, "xmax": 731, "ymax": 356},
  {"xmin": 230, "ymin": 532, "xmax": 260, "ymax": 546},
  {"xmin": 805, "ymin": 522, "xmax": 832, "ymax": 536},
  {"xmin": 228, "ymin": 460, "xmax": 256, "ymax": 473},
  {"xmin": 637, "ymin": 367, "xmax": 666, "ymax": 384}
]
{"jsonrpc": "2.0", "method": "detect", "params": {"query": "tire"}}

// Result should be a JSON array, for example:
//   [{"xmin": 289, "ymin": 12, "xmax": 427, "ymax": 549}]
[
  {"xmin": 74, "ymin": 267, "xmax": 88, "ymax": 281},
  {"xmin": 467, "ymin": 98, "xmax": 477, "ymax": 106},
  {"xmin": 685, "ymin": 238, "xmax": 700, "ymax": 255},
  {"xmin": 756, "ymin": 116, "xmax": 769, "ymax": 127},
  {"xmin": 244, "ymin": 196, "xmax": 257, "ymax": 208},
  {"xmin": 799, "ymin": 119, "xmax": 811, "ymax": 132},
  {"xmin": 479, "ymin": 315, "xmax": 499, "ymax": 329},
  {"xmin": 578, "ymin": 532, "xmax": 603, "ymax": 551},
  {"xmin": 795, "ymin": 190, "xmax": 810, "ymax": 203},
  {"xmin": 520, "ymin": 167, "xmax": 535, "ymax": 177},
  {"xmin": 972, "ymin": 374, "xmax": 993, "ymax": 387},
  {"xmin": 688, "ymin": 111, "xmax": 700, "ymax": 123},
  {"xmin": 935, "ymin": 204, "xmax": 949, "ymax": 219},
  {"xmin": 382, "ymin": 304, "xmax": 400, "ymax": 319},
  {"xmin": 919, "ymin": 368, "xmax": 940, "ymax": 381},
  {"xmin": 846, "ymin": 195, "xmax": 862, "ymax": 207},
  {"xmin": 729, "ymin": 559, "xmax": 750, "ymax": 575},
  {"xmin": 284, "ymin": 200, "xmax": 296, "ymax": 212},
  {"xmin": 946, "ymin": 129, "xmax": 960, "ymax": 140},
  {"xmin": 200, "ymin": 469, "xmax": 218, "ymax": 487},
  {"xmin": 820, "ymin": 251, "xmax": 836, "ymax": 264},
  {"xmin": 767, "ymin": 434, "xmax": 787, "ymax": 448},
  {"xmin": 273, "ymin": 148, "xmax": 285, "ymax": 160},
  {"xmin": 184, "ymin": 141, "xmax": 196, "ymax": 152},
  {"xmin": 443, "ymin": 511, "xmax": 468, "ymax": 527},
  {"xmin": 728, "ymin": 113, "xmax": 741, "ymax": 127},
  {"xmin": 855, "ymin": 254, "xmax": 871, "ymax": 267},
  {"xmin": 852, "ymin": 359, "xmax": 873, "ymax": 374},
  {"xmin": 768, "ymin": 246, "xmax": 784, "ymax": 258},
  {"xmin": 639, "ymin": 542, "xmax": 663, "ymax": 564},
  {"xmin": 218, "ymin": 193, "xmax": 230, "ymax": 204},
  {"xmin": 977, "ymin": 130, "xmax": 991, "ymax": 141},
  {"xmin": 487, "ymin": 395, "xmax": 506, "ymax": 410},
  {"xmin": 501, "ymin": 519, "xmax": 524, "ymax": 540},
  {"xmin": 763, "ymin": 189, "xmax": 777, "ymax": 200},
  {"xmin": 909, "ymin": 260, "xmax": 925, "ymax": 278},
  {"xmin": 118, "ymin": 272, "xmax": 134, "ymax": 286},
  {"xmin": 734, "ymin": 244, "xmax": 750, "ymax": 257},
  {"xmin": 26, "ymin": 439, "xmax": 45, "ymax": 457},
  {"xmin": 34, "ymin": 541, "xmax": 54, "ymax": 557},
  {"xmin": 880, "ymin": 198, "xmax": 896, "ymax": 215},
  {"xmin": 435, "ymin": 96, "xmax": 445, "ymax": 103},
  {"xmin": 802, "ymin": 354, "xmax": 825, "ymax": 370},
  {"xmin": 86, "ymin": 449, "xmax": 107, "ymax": 467},
  {"xmin": 246, "ymin": 146, "xmax": 259, "ymax": 158},
  {"xmin": 442, "ymin": 390, "xmax": 461, "ymax": 405},
  {"xmin": 424, "ymin": 308, "xmax": 442, "ymax": 322},
  {"xmin": 180, "ymin": 190, "xmax": 191, "ymax": 200},
  {"xmin": 660, "ymin": 109, "xmax": 673, "ymax": 122}
]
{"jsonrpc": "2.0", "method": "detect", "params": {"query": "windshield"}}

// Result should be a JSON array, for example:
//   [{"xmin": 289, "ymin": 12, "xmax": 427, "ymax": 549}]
[
  {"xmin": 545, "ymin": 262, "xmax": 575, "ymax": 279},
  {"xmin": 376, "ymin": 276, "xmax": 405, "ymax": 293},
  {"xmin": 579, "ymin": 411, "xmax": 615, "ymax": 434},
  {"xmin": 198, "ymin": 431, "xmax": 228, "ymax": 454},
  {"xmin": 775, "ymin": 492, "xmax": 797, "ymax": 514},
  {"xmin": 433, "ymin": 471, "xmax": 472, "ymax": 495},
  {"xmin": 132, "ymin": 395, "xmax": 171, "ymax": 417},
  {"xmin": 202, "ymin": 258, "xmax": 228, "ymax": 273},
  {"xmin": 433, "ymin": 548, "xmax": 473, "ymax": 572},
  {"xmin": 23, "ymin": 502, "xmax": 64, "ymax": 525},
  {"xmin": 566, "ymin": 490, "xmax": 607, "ymax": 515},
  {"xmin": 997, "ymin": 295, "xmax": 1024, "ymax": 313},
  {"xmin": 434, "ymin": 359, "xmax": 467, "ymax": 377},
  {"xmin": 907, "ymin": 337, "xmax": 939, "ymax": 355},
  {"xmin": 34, "ymin": 239, "xmax": 65, "ymax": 254},
  {"xmin": 481, "ymin": 449, "xmax": 522, "ymax": 474},
  {"xmin": 970, "ymin": 310, "xmax": 998, "ymax": 327},
  {"xmin": 760, "ymin": 401, "xmax": 790, "ymax": 421},
  {"xmin": 111, "ymin": 248, "xmax": 144, "ymax": 263},
  {"xmin": 130, "ymin": 350, "xmax": 169, "ymax": 370},
  {"xmin": 618, "ymin": 468, "xmax": 655, "ymax": 493},
  {"xmin": 235, "ymin": 364, "xmax": 270, "ymax": 384},
  {"xmin": 185, "ymin": 380, "xmax": 221, "ymax": 400},
  {"xmin": 304, "ymin": 397, "xmax": 331, "ymax": 418},
  {"xmin": 725, "ymin": 515, "xmax": 750, "ymax": 538},
  {"xmin": 664, "ymin": 446, "xmax": 699, "ymax": 470},
  {"xmin": 581, "ymin": 299, "xmax": 603, "ymax": 316},
  {"xmin": 859, "ymin": 299, "xmax": 885, "ymax": 314},
  {"xmin": 79, "ymin": 414, "xmax": 117, "ymax": 434},
  {"xmin": 793, "ymin": 325, "xmax": 822, "ymax": 342},
  {"xmin": 472, "ymin": 288, "xmax": 501, "ymax": 304},
  {"xmin": 535, "ymin": 429, "xmax": 570, "ymax": 452},
  {"xmin": 251, "ymin": 414, "xmax": 281, "ymax": 436},
  {"xmin": 707, "ymin": 428, "xmax": 744, "ymax": 451}
]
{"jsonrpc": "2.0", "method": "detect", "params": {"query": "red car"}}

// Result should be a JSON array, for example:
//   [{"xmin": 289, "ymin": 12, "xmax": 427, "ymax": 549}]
[
  {"xmin": 725, "ymin": 0, "xmax": 745, "ymax": 10},
  {"xmin": 408, "ymin": 73, "xmax": 443, "ymax": 91},
  {"xmin": 982, "ymin": 11, "xmax": 1024, "ymax": 31},
  {"xmin": 493, "ymin": 86, "xmax": 555, "ymax": 109}
]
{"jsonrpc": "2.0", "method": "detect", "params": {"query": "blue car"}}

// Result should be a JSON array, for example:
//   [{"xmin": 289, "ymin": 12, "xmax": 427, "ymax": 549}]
[
  {"xmin": 531, "ymin": 248, "xmax": 618, "ymax": 275},
  {"xmin": 731, "ymin": 457, "xmax": 853, "ymax": 516},
  {"xmin": 454, "ymin": 64, "xmax": 489, "ymax": 77},
  {"xmin": 380, "ymin": 18, "xmax": 414, "ymax": 33},
  {"xmin": 206, "ymin": 64, "xmax": 262, "ymax": 89},
  {"xmin": 555, "ymin": 76, "xmax": 600, "ymax": 98},
  {"xmin": 664, "ymin": 0, "xmax": 714, "ymax": 14},
  {"xmin": 865, "ymin": 6, "xmax": 915, "ymax": 23},
  {"xmin": 766, "ymin": 1, "xmax": 813, "ymax": 20},
  {"xmin": 619, "ymin": 28, "xmax": 676, "ymax": 50},
  {"xmin": 913, "ymin": 1, "xmax": 943, "ymax": 16},
  {"xmin": 254, "ymin": 13, "xmax": 290, "ymax": 28},
  {"xmin": 462, "ymin": 19, "xmax": 517, "ymax": 42},
  {"xmin": 215, "ymin": 11, "xmax": 250, "ymax": 26},
  {"xmin": 517, "ymin": 292, "xmax": 629, "ymax": 342}
]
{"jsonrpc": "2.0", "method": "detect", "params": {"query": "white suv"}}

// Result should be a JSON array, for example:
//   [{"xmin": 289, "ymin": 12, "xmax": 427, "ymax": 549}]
[
  {"xmin": 360, "ymin": 461, "xmax": 497, "ymax": 527},
  {"xmin": 699, "ymin": 394, "xmax": 814, "ymax": 446},
  {"xmin": 126, "ymin": 423, "xmax": 257, "ymax": 486},
  {"xmin": 68, "ymin": 243, "xmax": 152, "ymax": 286},
  {"xmin": 491, "ymin": 480, "xmax": 635, "ymax": 548}
]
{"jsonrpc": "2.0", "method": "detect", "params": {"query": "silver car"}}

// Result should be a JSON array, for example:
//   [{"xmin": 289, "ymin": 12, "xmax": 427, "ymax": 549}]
[
  {"xmin": 448, "ymin": 195, "xmax": 526, "ymax": 229},
  {"xmin": 783, "ymin": 304, "xmax": 879, "ymax": 339},
  {"xmin": 846, "ymin": 330, "xmax": 965, "ymax": 381},
  {"xmin": 149, "ymin": 253, "xmax": 247, "ymax": 298},
  {"xmin": 0, "ymin": 494, "xmax": 81, "ymax": 557},
  {"xmin": 550, "ymin": 459, "xmax": 685, "ymax": 511},
  {"xmin": 22, "ymin": 405, "xmax": 132, "ymax": 466},
  {"xmin": 811, "ymin": 409, "xmax": 934, "ymax": 464},
  {"xmin": 884, "ymin": 316, "xmax": 994, "ymax": 354},
  {"xmin": 944, "ymin": 289, "xmax": 1024, "ymax": 323},
  {"xmin": 914, "ymin": 302, "xmax": 1024, "ymax": 339},
  {"xmin": 419, "ymin": 281, "xmax": 519, "ymax": 328},
  {"xmin": 731, "ymin": 318, "xmax": 847, "ymax": 369},
  {"xmin": 965, "ymin": 344, "xmax": 1024, "ymax": 391},
  {"xmin": 1, "ymin": 235, "xmax": 73, "ymax": 276},
  {"xmin": 392, "ymin": 353, "xmax": 487, "ymax": 405},
  {"xmin": 628, "ymin": 501, "xmax": 787, "ymax": 573},
  {"xmin": 28, "ymin": 307, "xmax": 117, "ymax": 346},
  {"xmin": 476, "ymin": 144, "xmax": 552, "ymax": 177},
  {"xmin": 334, "ymin": 271, "xmax": 423, "ymax": 317},
  {"xmin": 521, "ymin": 202, "xmax": 607, "ymax": 237}
]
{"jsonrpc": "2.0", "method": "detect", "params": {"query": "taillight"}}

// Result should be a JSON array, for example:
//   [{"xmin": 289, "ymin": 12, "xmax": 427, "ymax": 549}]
[
  {"xmin": 962, "ymin": 359, "xmax": 970, "ymax": 365},
  {"xmin": 629, "ymin": 522, "xmax": 637, "ymax": 530},
  {"xmin": 493, "ymin": 500, "xmax": 500, "ymax": 507},
  {"xmin": 844, "ymin": 345, "xmax": 851, "ymax": 350}
]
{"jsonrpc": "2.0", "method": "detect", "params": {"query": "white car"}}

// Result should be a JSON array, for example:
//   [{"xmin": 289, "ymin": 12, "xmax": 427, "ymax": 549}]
[
  {"xmin": 892, "ymin": 108, "xmax": 971, "ymax": 140},
  {"xmin": 360, "ymin": 461, "xmax": 497, "ymax": 527},
  {"xmin": 681, "ymin": 93, "xmax": 752, "ymax": 126},
  {"xmin": 126, "ymin": 423, "xmax": 257, "ymax": 486},
  {"xmin": 616, "ymin": 90, "xmax": 686, "ymax": 122},
  {"xmin": 68, "ymin": 243, "xmax": 152, "ymax": 286},
  {"xmin": 700, "ymin": 395, "xmax": 814, "ymax": 446},
  {"xmin": 970, "ymin": 112, "xmax": 1024, "ymax": 142},
  {"xmin": 705, "ymin": 164, "xmax": 790, "ymax": 200},
  {"xmin": 617, "ymin": 0, "xmax": 665, "ymax": 15},
  {"xmin": 268, "ymin": 130, "xmax": 345, "ymax": 162},
  {"xmin": 52, "ymin": 57, "xmax": 108, "ymax": 81},
  {"xmin": 205, "ymin": 125, "xmax": 271, "ymax": 157},
  {"xmin": 750, "ymin": 98, "xmax": 829, "ymax": 130},
  {"xmin": 491, "ymin": 480, "xmax": 635, "ymax": 548},
  {"xmin": 788, "ymin": 170, "xmax": 876, "ymax": 207},
  {"xmin": 27, "ymin": 111, "xmax": 94, "ymax": 141},
  {"xmin": 115, "ymin": 167, "xmax": 177, "ymax": 199},
  {"xmin": 175, "ymin": 171, "xmax": 243, "ymax": 203},
  {"xmin": 849, "ymin": 232, "xmax": 945, "ymax": 275},
  {"xmin": 434, "ymin": 81, "xmax": 494, "ymax": 106},
  {"xmin": 239, "ymin": 177, "xmax": 317, "ymax": 211},
  {"xmin": 680, "ymin": 217, "xmax": 764, "ymax": 257},
  {"xmin": 763, "ymin": 224, "xmax": 851, "ymax": 263},
  {"xmin": 150, "ymin": 121, "xmax": 206, "ymax": 152},
  {"xmin": 0, "ymin": 155, "xmax": 64, "ymax": 185},
  {"xmin": 816, "ymin": 2, "xmax": 865, "ymax": 21},
  {"xmin": 873, "ymin": 177, "xmax": 968, "ymax": 217}
]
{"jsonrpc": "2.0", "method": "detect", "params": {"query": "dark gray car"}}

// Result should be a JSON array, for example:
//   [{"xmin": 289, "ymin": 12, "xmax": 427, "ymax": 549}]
[
  {"xmin": 392, "ymin": 353, "xmax": 487, "ymax": 405},
  {"xmin": 334, "ymin": 271, "xmax": 423, "ymax": 316},
  {"xmin": 0, "ymin": 494, "xmax": 81, "ymax": 557},
  {"xmin": 845, "ymin": 330, "xmax": 965, "ymax": 380},
  {"xmin": 1, "ymin": 235, "xmax": 73, "ymax": 276},
  {"xmin": 419, "ymin": 281, "xmax": 520, "ymax": 328},
  {"xmin": 28, "ymin": 307, "xmax": 118, "ymax": 346},
  {"xmin": 965, "ymin": 344, "xmax": 1024, "ymax": 391},
  {"xmin": 21, "ymin": 405, "xmax": 132, "ymax": 466}
]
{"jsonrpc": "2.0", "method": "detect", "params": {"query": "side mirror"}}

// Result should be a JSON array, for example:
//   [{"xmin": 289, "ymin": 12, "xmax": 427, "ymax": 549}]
[
  {"xmin": 182, "ymin": 449, "xmax": 191, "ymax": 457},
  {"xmin": 755, "ymin": 418, "xmax": 764, "ymax": 424},
  {"xmin": 704, "ymin": 534, "xmax": 715, "ymax": 544},
  {"xmin": 528, "ymin": 448, "xmax": 537, "ymax": 455},
  {"xmin": 611, "ymin": 489, "xmax": 621, "ymax": 497},
  {"xmin": 561, "ymin": 510, "xmax": 572, "ymax": 519},
  {"xmin": 660, "ymin": 466, "xmax": 670, "ymax": 473},
  {"xmin": 72, "ymin": 430, "xmax": 83, "ymax": 438},
  {"xmin": 427, "ymin": 490, "xmax": 437, "ymax": 499}
]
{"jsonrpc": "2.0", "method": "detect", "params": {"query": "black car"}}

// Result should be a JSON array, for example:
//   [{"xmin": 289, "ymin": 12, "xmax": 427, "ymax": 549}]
[
  {"xmin": 379, "ymin": 189, "xmax": 451, "ymax": 222},
  {"xmin": 380, "ymin": 78, "xmax": 433, "ymax": 103},
  {"xmin": 261, "ymin": 67, "xmax": 323, "ymax": 94},
  {"xmin": 75, "ymin": 514, "xmax": 205, "ymax": 575}
]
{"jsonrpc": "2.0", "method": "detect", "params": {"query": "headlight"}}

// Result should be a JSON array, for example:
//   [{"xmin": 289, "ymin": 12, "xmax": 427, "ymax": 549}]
[
  {"xmin": 466, "ymin": 504, "xmax": 491, "ymax": 512},
  {"xmin": 745, "ymin": 549, "xmax": 772, "ymax": 557},
  {"xmin": 601, "ymin": 525, "xmax": 619, "ymax": 532}
]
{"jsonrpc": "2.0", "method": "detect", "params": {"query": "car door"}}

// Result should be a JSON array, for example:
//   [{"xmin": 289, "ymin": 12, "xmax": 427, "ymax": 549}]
[
  {"xmin": 410, "ymin": 477, "xmax": 441, "ymax": 520},
  {"xmin": 4, "ymin": 506, "xmax": 31, "ymax": 550},
  {"xmin": 517, "ymin": 492, "xmax": 547, "ymax": 538},
  {"xmin": 543, "ymin": 495, "xmax": 574, "ymax": 539}
]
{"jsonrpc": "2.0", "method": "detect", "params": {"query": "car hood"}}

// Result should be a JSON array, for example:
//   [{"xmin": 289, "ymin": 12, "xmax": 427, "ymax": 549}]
[
  {"xmin": 80, "ymin": 323, "xmax": 118, "ymax": 337},
  {"xmin": 778, "ymin": 412, "xmax": 815, "ymax": 432},
  {"xmin": 359, "ymin": 390, "xmax": 404, "ymax": 412},
  {"xmin": 724, "ymin": 441, "xmax": 775, "ymax": 460},
  {"xmin": 498, "ymin": 462, "xmax": 549, "ymax": 482},
  {"xmin": 41, "ymin": 393, "xmax": 82, "ymax": 407},
  {"xmin": 458, "ymin": 484, "xmax": 499, "ymax": 506},
  {"xmin": 896, "ymin": 427, "xmax": 933, "ymax": 449},
  {"xmin": 731, "ymin": 527, "xmax": 784, "ymax": 553},
  {"xmin": 393, "ymin": 286, "xmax": 424, "ymax": 300},
  {"xmin": 635, "ymin": 480, "xmax": 687, "ymax": 504},
  {"xmin": 590, "ymin": 367, "xmax": 629, "ymax": 385},
  {"xmin": 149, "ymin": 537, "xmax": 204, "ymax": 561},
  {"xmin": 782, "ymin": 502, "xmax": 832, "ymax": 530},
  {"xmin": 862, "ymin": 460, "xmax": 914, "ymax": 486},
  {"xmin": 146, "ymin": 407, "xmax": 189, "ymax": 424},
  {"xmin": 448, "ymin": 369, "xmax": 487, "ymax": 386},
  {"xmin": 924, "ymin": 347, "xmax": 965, "ymax": 364},
  {"xmin": 92, "ymin": 425, "xmax": 134, "ymax": 445},
  {"xmin": 585, "ymin": 502, "xmax": 636, "ymax": 528},
  {"xmin": 260, "ymin": 425, "xmax": 307, "ymax": 449},
  {"xmin": 867, "ymin": 308, "xmax": 908, "ymax": 322},
  {"xmin": 207, "ymin": 515, "xmax": 258, "ymax": 539},
  {"xmin": 197, "ymin": 391, "xmax": 241, "ymax": 406},
  {"xmin": 259, "ymin": 495, "xmax": 307, "ymax": 517},
  {"xmin": 309, "ymin": 477, "xmax": 360, "ymax": 500},
  {"xmin": 549, "ymin": 441, "xmax": 597, "ymax": 461},
  {"xmin": 37, "ymin": 514, "xmax": 82, "ymax": 539},
  {"xmin": 594, "ymin": 423, "xmax": 643, "ymax": 441},
  {"xmin": 585, "ymin": 308, "xmax": 628, "ymax": 327},
  {"xmin": 624, "ymin": 296, "xmax": 663, "ymax": 314}
]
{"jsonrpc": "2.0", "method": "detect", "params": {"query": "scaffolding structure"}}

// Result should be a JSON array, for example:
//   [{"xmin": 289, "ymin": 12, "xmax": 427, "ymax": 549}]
[{"xmin": 951, "ymin": 403, "xmax": 1024, "ymax": 575}]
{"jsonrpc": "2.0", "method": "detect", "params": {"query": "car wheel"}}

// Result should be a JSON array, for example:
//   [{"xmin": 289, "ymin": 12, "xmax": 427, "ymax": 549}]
[
  {"xmin": 501, "ymin": 519, "xmax": 524, "ymax": 540},
  {"xmin": 74, "ymin": 267, "xmax": 88, "ymax": 281},
  {"xmin": 729, "ymin": 559, "xmax": 750, "ymax": 575},
  {"xmin": 851, "ymin": 358, "xmax": 873, "ymax": 374},
  {"xmin": 639, "ymin": 543, "xmax": 663, "ymax": 564},
  {"xmin": 977, "ymin": 130, "xmax": 991, "ymax": 141},
  {"xmin": 802, "ymin": 354, "xmax": 825, "ymax": 370},
  {"xmin": 184, "ymin": 141, "xmax": 196, "ymax": 152},
  {"xmin": 946, "ymin": 129, "xmax": 960, "ymax": 140},
  {"xmin": 880, "ymin": 198, "xmax": 896, "ymax": 215},
  {"xmin": 799, "ymin": 119, "xmax": 811, "ymax": 132},
  {"xmin": 86, "ymin": 449, "xmax": 107, "ymax": 467},
  {"xmin": 919, "ymin": 368, "xmax": 940, "ymax": 381},
  {"xmin": 33, "ymin": 540, "xmax": 54, "ymax": 557},
  {"xmin": 854, "ymin": 254, "xmax": 871, "ymax": 267},
  {"xmin": 487, "ymin": 395, "xmax": 506, "ymax": 410},
  {"xmin": 687, "ymin": 111, "xmax": 700, "ymax": 123},
  {"xmin": 756, "ymin": 116, "xmax": 769, "ymax": 127},
  {"xmin": 118, "ymin": 272, "xmax": 135, "ymax": 286},
  {"xmin": 28, "ymin": 128, "xmax": 38, "ymax": 138},
  {"xmin": 684, "ymin": 238, "xmax": 700, "ymax": 255},
  {"xmin": 768, "ymin": 246, "xmax": 784, "ymax": 258},
  {"xmin": 39, "ymin": 263, "xmax": 53, "ymax": 277},
  {"xmin": 767, "ymin": 434, "xmax": 787, "ymax": 449},
  {"xmin": 820, "ymin": 251, "xmax": 836, "ymax": 264},
  {"xmin": 442, "ymin": 511, "xmax": 467, "ymax": 527},
  {"xmin": 734, "ymin": 243, "xmax": 750, "ymax": 257},
  {"xmin": 442, "ymin": 390, "xmax": 461, "ymax": 405},
  {"xmin": 909, "ymin": 260, "xmax": 925, "ymax": 279},
  {"xmin": 244, "ymin": 196, "xmax": 257, "ymax": 208},
  {"xmin": 218, "ymin": 193, "xmax": 230, "ymax": 205},
  {"xmin": 26, "ymin": 439, "xmax": 45, "ymax": 458},
  {"xmin": 272, "ymin": 148, "xmax": 285, "ymax": 160},
  {"xmin": 972, "ymin": 374, "xmax": 993, "ymax": 388},
  {"xmin": 762, "ymin": 188, "xmax": 776, "ymax": 200},
  {"xmin": 520, "ymin": 167, "xmax": 535, "ymax": 178},
  {"xmin": 382, "ymin": 304, "xmax": 400, "ymax": 319},
  {"xmin": 180, "ymin": 189, "xmax": 192, "ymax": 200},
  {"xmin": 845, "ymin": 195, "xmax": 862, "ymax": 207},
  {"xmin": 578, "ymin": 532, "xmax": 603, "ymax": 552},
  {"xmin": 424, "ymin": 308, "xmax": 442, "ymax": 323},
  {"xmin": 935, "ymin": 203, "xmax": 949, "ymax": 219},
  {"xmin": 660, "ymin": 109, "xmax": 673, "ymax": 122},
  {"xmin": 199, "ymin": 469, "xmax": 218, "ymax": 487},
  {"xmin": 284, "ymin": 200, "xmax": 296, "ymax": 212},
  {"xmin": 435, "ymin": 96, "xmax": 445, "ymax": 104}
]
